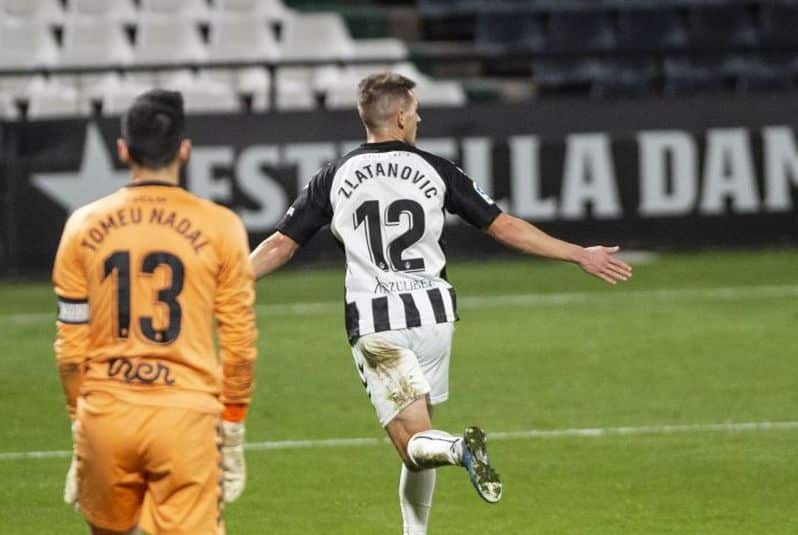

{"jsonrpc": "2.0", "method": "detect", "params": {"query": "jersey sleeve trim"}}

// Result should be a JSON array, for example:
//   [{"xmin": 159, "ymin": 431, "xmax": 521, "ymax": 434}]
[
  {"xmin": 275, "ymin": 164, "xmax": 336, "ymax": 245},
  {"xmin": 412, "ymin": 147, "xmax": 503, "ymax": 229}
]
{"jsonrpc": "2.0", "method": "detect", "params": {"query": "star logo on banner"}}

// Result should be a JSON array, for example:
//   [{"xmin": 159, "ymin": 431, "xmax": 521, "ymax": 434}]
[{"xmin": 32, "ymin": 123, "xmax": 129, "ymax": 213}]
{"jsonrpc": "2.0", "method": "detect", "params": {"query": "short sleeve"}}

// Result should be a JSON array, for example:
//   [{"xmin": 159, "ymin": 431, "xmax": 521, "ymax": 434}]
[
  {"xmin": 442, "ymin": 161, "xmax": 502, "ymax": 229},
  {"xmin": 276, "ymin": 165, "xmax": 335, "ymax": 245}
]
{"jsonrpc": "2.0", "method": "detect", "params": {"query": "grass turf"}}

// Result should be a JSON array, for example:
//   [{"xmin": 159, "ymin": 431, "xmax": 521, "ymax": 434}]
[{"xmin": 1, "ymin": 250, "xmax": 797, "ymax": 533}]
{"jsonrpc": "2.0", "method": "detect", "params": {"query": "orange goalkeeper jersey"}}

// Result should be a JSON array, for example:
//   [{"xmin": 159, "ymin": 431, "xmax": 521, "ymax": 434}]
[{"xmin": 53, "ymin": 181, "xmax": 257, "ymax": 417}]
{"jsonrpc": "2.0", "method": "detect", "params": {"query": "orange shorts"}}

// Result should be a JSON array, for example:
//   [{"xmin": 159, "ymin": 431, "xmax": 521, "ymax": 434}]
[{"xmin": 75, "ymin": 391, "xmax": 225, "ymax": 534}]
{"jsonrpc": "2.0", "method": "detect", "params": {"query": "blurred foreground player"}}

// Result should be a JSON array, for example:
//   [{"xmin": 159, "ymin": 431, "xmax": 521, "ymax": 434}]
[
  {"xmin": 250, "ymin": 73, "xmax": 632, "ymax": 534},
  {"xmin": 53, "ymin": 90, "xmax": 258, "ymax": 535}
]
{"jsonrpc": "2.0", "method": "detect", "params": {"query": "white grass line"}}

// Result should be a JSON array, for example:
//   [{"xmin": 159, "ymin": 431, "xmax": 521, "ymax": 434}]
[
  {"xmin": 4, "ymin": 284, "xmax": 798, "ymax": 325},
  {"xmin": 3, "ymin": 420, "xmax": 798, "ymax": 462},
  {"xmin": 488, "ymin": 421, "xmax": 798, "ymax": 440}
]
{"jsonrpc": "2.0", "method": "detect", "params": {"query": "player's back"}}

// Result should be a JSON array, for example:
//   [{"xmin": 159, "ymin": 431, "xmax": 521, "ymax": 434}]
[
  {"xmin": 54, "ymin": 181, "xmax": 253, "ymax": 412},
  {"xmin": 278, "ymin": 139, "xmax": 498, "ymax": 341}
]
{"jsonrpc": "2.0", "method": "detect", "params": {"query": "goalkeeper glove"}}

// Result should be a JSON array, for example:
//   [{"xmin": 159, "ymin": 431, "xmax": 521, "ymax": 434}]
[
  {"xmin": 221, "ymin": 420, "xmax": 246, "ymax": 502},
  {"xmin": 63, "ymin": 422, "xmax": 79, "ymax": 510}
]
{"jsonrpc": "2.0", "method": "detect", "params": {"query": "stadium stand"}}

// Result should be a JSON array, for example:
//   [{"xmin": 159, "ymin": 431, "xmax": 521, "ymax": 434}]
[
  {"xmin": 615, "ymin": 6, "xmax": 688, "ymax": 52},
  {"xmin": 759, "ymin": 2, "xmax": 798, "ymax": 48},
  {"xmin": 663, "ymin": 56, "xmax": 727, "ymax": 96},
  {"xmin": 418, "ymin": 0, "xmax": 798, "ymax": 98},
  {"xmin": 0, "ymin": 0, "xmax": 466, "ymax": 117},
  {"xmin": 475, "ymin": 12, "xmax": 545, "ymax": 54},
  {"xmin": 0, "ymin": 15, "xmax": 58, "ymax": 99},
  {"xmin": 0, "ymin": 0, "xmax": 796, "ymax": 118}
]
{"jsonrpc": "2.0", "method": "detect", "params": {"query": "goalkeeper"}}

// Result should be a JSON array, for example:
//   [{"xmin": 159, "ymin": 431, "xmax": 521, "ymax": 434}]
[{"xmin": 53, "ymin": 89, "xmax": 258, "ymax": 535}]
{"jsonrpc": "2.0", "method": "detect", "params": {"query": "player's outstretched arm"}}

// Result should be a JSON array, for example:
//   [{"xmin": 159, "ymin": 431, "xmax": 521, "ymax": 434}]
[
  {"xmin": 249, "ymin": 231, "xmax": 300, "ymax": 280},
  {"xmin": 486, "ymin": 213, "xmax": 632, "ymax": 285}
]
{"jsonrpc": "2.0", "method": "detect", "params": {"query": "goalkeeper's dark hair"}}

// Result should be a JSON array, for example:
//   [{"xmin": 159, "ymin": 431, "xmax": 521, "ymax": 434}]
[
  {"xmin": 357, "ymin": 72, "xmax": 416, "ymax": 131},
  {"xmin": 121, "ymin": 89, "xmax": 185, "ymax": 169}
]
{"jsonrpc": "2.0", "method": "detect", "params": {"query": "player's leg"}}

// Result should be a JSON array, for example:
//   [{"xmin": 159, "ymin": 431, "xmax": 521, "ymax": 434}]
[
  {"xmin": 407, "ymin": 323, "xmax": 502, "ymax": 504},
  {"xmin": 352, "ymin": 331, "xmax": 441, "ymax": 534},
  {"xmin": 75, "ymin": 392, "xmax": 147, "ymax": 534},
  {"xmin": 352, "ymin": 326, "xmax": 499, "ymax": 535},
  {"xmin": 399, "ymin": 459, "xmax": 436, "ymax": 535},
  {"xmin": 143, "ymin": 406, "xmax": 224, "ymax": 535}
]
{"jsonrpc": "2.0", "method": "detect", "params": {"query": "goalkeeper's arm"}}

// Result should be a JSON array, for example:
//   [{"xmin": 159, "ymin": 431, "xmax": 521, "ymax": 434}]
[
  {"xmin": 215, "ymin": 213, "xmax": 258, "ymax": 502},
  {"xmin": 52, "ymin": 214, "xmax": 91, "ymax": 509}
]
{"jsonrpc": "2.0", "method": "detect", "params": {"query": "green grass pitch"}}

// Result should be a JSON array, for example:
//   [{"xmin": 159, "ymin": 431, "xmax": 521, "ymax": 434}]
[{"xmin": 1, "ymin": 250, "xmax": 797, "ymax": 533}]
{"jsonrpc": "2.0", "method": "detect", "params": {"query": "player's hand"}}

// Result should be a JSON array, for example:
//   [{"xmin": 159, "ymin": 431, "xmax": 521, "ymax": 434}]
[
  {"xmin": 221, "ymin": 421, "xmax": 246, "ymax": 502},
  {"xmin": 64, "ymin": 422, "xmax": 79, "ymax": 511},
  {"xmin": 577, "ymin": 246, "xmax": 632, "ymax": 285}
]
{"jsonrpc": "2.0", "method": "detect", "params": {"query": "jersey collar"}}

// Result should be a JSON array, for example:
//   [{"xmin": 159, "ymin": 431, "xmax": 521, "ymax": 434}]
[
  {"xmin": 360, "ymin": 140, "xmax": 412, "ymax": 151},
  {"xmin": 125, "ymin": 180, "xmax": 181, "ymax": 188}
]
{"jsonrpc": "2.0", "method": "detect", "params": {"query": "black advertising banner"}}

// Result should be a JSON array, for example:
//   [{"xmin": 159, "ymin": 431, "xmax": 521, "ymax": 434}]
[{"xmin": 2, "ymin": 93, "xmax": 798, "ymax": 274}]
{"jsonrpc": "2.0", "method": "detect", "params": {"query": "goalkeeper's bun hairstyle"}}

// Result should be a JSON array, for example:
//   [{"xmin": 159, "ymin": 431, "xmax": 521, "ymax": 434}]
[{"xmin": 121, "ymin": 89, "xmax": 186, "ymax": 170}]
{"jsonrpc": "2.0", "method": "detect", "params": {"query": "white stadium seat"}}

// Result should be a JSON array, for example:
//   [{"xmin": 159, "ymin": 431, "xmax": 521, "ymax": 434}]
[
  {"xmin": 139, "ymin": 0, "xmax": 211, "ymax": 24},
  {"xmin": 413, "ymin": 81, "xmax": 466, "ymax": 107},
  {"xmin": 280, "ymin": 13, "xmax": 356, "ymax": 96},
  {"xmin": 131, "ymin": 15, "xmax": 207, "ymax": 86},
  {"xmin": 0, "ymin": 90, "xmax": 13, "ymax": 119},
  {"xmin": 68, "ymin": 0, "xmax": 137, "ymax": 24},
  {"xmin": 134, "ymin": 15, "xmax": 207, "ymax": 64},
  {"xmin": 353, "ymin": 38, "xmax": 408, "ymax": 62},
  {"xmin": 160, "ymin": 71, "xmax": 241, "ymax": 114},
  {"xmin": 24, "ymin": 76, "xmax": 84, "ymax": 119},
  {"xmin": 58, "ymin": 16, "xmax": 133, "ymax": 68},
  {"xmin": 281, "ymin": 12, "xmax": 355, "ymax": 61},
  {"xmin": 207, "ymin": 14, "xmax": 280, "ymax": 62},
  {"xmin": 324, "ymin": 82, "xmax": 359, "ymax": 109},
  {"xmin": 0, "ymin": 16, "xmax": 58, "ymax": 68},
  {"xmin": 92, "ymin": 75, "xmax": 154, "ymax": 115},
  {"xmin": 53, "ymin": 17, "xmax": 133, "ymax": 108},
  {"xmin": 274, "ymin": 76, "xmax": 316, "ymax": 111},
  {"xmin": 205, "ymin": 13, "xmax": 279, "ymax": 94},
  {"xmin": 216, "ymin": 0, "xmax": 291, "ymax": 24},
  {"xmin": 1, "ymin": 0, "xmax": 64, "ymax": 24},
  {"xmin": 0, "ymin": 16, "xmax": 59, "ymax": 96}
]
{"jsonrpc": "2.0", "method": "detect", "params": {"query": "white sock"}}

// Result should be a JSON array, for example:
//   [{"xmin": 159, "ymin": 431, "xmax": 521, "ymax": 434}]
[
  {"xmin": 406, "ymin": 430, "xmax": 464, "ymax": 470},
  {"xmin": 400, "ymin": 464, "xmax": 436, "ymax": 535}
]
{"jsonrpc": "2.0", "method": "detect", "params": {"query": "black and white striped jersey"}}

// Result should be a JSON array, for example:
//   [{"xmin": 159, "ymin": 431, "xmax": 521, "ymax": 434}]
[{"xmin": 277, "ymin": 140, "xmax": 502, "ymax": 343}]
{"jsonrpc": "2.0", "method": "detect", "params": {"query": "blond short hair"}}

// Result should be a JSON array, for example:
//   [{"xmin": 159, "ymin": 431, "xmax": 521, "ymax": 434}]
[{"xmin": 357, "ymin": 72, "xmax": 416, "ymax": 131}]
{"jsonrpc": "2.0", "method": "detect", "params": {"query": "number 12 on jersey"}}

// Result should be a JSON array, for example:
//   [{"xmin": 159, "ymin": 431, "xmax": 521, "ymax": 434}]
[{"xmin": 353, "ymin": 199, "xmax": 426, "ymax": 273}]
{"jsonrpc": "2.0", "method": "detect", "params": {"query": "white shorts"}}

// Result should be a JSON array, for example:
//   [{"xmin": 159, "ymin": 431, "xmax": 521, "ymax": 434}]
[{"xmin": 351, "ymin": 322, "xmax": 454, "ymax": 427}]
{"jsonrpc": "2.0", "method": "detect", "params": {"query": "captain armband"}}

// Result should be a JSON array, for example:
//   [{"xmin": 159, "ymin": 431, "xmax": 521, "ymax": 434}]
[{"xmin": 57, "ymin": 298, "xmax": 89, "ymax": 324}]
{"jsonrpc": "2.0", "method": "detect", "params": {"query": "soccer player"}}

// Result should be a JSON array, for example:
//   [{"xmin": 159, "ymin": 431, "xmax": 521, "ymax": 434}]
[
  {"xmin": 53, "ymin": 90, "xmax": 257, "ymax": 535},
  {"xmin": 249, "ymin": 73, "xmax": 632, "ymax": 534}
]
